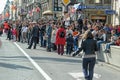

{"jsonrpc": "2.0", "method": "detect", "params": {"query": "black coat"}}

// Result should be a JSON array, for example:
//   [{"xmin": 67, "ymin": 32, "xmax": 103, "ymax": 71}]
[
  {"xmin": 32, "ymin": 25, "xmax": 39, "ymax": 38},
  {"xmin": 79, "ymin": 39, "xmax": 98, "ymax": 55},
  {"xmin": 66, "ymin": 35, "xmax": 74, "ymax": 45},
  {"xmin": 73, "ymin": 38, "xmax": 98, "ymax": 56}
]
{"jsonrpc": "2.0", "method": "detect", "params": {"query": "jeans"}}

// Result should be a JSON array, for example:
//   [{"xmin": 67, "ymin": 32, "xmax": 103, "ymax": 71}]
[
  {"xmin": 82, "ymin": 57, "xmax": 96, "ymax": 80},
  {"xmin": 105, "ymin": 42, "xmax": 114, "ymax": 50},
  {"xmin": 97, "ymin": 40, "xmax": 105, "ymax": 50},
  {"xmin": 40, "ymin": 33, "xmax": 44, "ymax": 46},
  {"xmin": 47, "ymin": 36, "xmax": 51, "ymax": 50},
  {"xmin": 66, "ymin": 44, "xmax": 73, "ymax": 55}
]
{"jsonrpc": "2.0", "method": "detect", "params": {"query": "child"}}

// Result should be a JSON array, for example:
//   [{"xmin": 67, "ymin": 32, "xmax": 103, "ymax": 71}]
[
  {"xmin": 66, "ymin": 33, "xmax": 74, "ymax": 55},
  {"xmin": 73, "ymin": 28, "xmax": 80, "ymax": 51}
]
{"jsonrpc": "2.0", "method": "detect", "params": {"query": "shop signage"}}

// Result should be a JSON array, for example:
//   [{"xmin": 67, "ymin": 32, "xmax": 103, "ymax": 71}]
[
  {"xmin": 78, "ymin": 5, "xmax": 111, "ymax": 9},
  {"xmin": 105, "ymin": 10, "xmax": 116, "ymax": 14}
]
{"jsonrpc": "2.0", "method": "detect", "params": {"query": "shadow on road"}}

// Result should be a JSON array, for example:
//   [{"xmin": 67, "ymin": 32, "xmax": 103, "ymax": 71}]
[
  {"xmin": 0, "ymin": 62, "xmax": 33, "ymax": 70},
  {"xmin": 0, "ymin": 56, "xmax": 82, "ymax": 64}
]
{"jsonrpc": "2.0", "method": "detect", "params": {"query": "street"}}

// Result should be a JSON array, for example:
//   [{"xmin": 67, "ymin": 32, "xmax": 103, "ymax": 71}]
[{"xmin": 0, "ymin": 35, "xmax": 120, "ymax": 80}]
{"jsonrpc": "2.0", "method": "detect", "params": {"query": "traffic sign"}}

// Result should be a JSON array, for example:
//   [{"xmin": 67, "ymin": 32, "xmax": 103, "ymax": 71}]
[{"xmin": 62, "ymin": 0, "xmax": 71, "ymax": 6}]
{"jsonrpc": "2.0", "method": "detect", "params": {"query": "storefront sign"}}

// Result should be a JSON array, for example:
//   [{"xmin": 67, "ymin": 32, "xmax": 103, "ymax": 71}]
[
  {"xmin": 105, "ymin": 10, "xmax": 116, "ymax": 14},
  {"xmin": 91, "ymin": 15, "xmax": 106, "ymax": 20},
  {"xmin": 78, "ymin": 5, "xmax": 111, "ymax": 9}
]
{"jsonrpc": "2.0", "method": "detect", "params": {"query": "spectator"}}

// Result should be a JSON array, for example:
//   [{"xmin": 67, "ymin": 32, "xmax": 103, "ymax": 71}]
[
  {"xmin": 104, "ymin": 30, "xmax": 118, "ymax": 53},
  {"xmin": 92, "ymin": 26, "xmax": 99, "ymax": 40},
  {"xmin": 97, "ymin": 29, "xmax": 107, "ymax": 50},
  {"xmin": 66, "ymin": 33, "xmax": 74, "ymax": 55},
  {"xmin": 55, "ymin": 24, "xmax": 66, "ymax": 55},
  {"xmin": 51, "ymin": 24, "xmax": 57, "ymax": 51},
  {"xmin": 27, "ymin": 21, "xmax": 39, "ymax": 49},
  {"xmin": 73, "ymin": 28, "xmax": 80, "ymax": 51},
  {"xmin": 117, "ymin": 25, "xmax": 120, "ymax": 36},
  {"xmin": 12, "ymin": 28, "xmax": 17, "ymax": 42},
  {"xmin": 115, "ymin": 36, "xmax": 120, "ymax": 46},
  {"xmin": 46, "ymin": 21, "xmax": 52, "ymax": 52}
]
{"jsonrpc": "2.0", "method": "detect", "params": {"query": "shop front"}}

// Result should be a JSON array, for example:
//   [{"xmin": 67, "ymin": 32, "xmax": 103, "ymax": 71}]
[
  {"xmin": 77, "ymin": 5, "xmax": 112, "ymax": 24},
  {"xmin": 91, "ymin": 15, "xmax": 106, "ymax": 22}
]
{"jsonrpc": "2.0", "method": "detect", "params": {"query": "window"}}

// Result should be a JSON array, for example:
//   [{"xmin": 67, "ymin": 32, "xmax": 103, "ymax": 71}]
[
  {"xmin": 89, "ymin": 0, "xmax": 94, "ymax": 4},
  {"xmin": 104, "ymin": 0, "xmax": 111, "ymax": 4},
  {"xmin": 95, "ymin": 0, "xmax": 102, "ymax": 4}
]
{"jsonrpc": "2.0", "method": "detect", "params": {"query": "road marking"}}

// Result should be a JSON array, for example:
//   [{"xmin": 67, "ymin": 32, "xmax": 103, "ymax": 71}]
[
  {"xmin": 14, "ymin": 42, "xmax": 52, "ymax": 80},
  {"xmin": 69, "ymin": 72, "xmax": 101, "ymax": 80}
]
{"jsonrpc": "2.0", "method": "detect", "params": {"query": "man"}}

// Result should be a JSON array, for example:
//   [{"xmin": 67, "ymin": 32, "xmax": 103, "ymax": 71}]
[
  {"xmin": 46, "ymin": 21, "xmax": 52, "ymax": 52},
  {"xmin": 27, "ymin": 21, "xmax": 39, "ymax": 49}
]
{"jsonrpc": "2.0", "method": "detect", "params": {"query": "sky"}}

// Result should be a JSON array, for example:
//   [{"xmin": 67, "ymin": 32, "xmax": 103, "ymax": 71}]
[{"xmin": 0, "ymin": 0, "xmax": 13, "ymax": 14}]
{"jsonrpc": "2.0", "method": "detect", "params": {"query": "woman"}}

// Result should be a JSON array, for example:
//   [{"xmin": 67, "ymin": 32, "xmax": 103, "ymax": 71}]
[
  {"xmin": 72, "ymin": 30, "xmax": 98, "ymax": 80},
  {"xmin": 55, "ymin": 24, "xmax": 66, "ymax": 55}
]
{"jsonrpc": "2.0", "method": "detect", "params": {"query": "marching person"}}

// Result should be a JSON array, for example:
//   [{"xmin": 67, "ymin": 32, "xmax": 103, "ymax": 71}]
[{"xmin": 72, "ymin": 30, "xmax": 98, "ymax": 80}]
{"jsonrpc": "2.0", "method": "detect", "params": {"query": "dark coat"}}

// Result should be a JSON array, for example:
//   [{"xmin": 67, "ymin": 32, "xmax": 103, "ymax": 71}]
[
  {"xmin": 32, "ymin": 25, "xmax": 39, "ymax": 38},
  {"xmin": 79, "ymin": 39, "xmax": 98, "ymax": 55},
  {"xmin": 66, "ymin": 35, "xmax": 74, "ymax": 45}
]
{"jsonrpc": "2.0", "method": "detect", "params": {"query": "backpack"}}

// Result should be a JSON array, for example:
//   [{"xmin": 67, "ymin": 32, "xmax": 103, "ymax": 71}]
[{"xmin": 59, "ymin": 31, "xmax": 65, "ymax": 38}]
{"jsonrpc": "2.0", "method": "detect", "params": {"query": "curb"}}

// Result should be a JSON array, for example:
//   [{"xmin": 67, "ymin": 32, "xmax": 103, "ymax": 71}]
[{"xmin": 97, "ymin": 61, "xmax": 120, "ymax": 71}]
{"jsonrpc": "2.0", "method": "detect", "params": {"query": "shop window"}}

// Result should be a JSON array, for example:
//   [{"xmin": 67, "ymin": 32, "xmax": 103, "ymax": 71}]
[
  {"xmin": 70, "ymin": 0, "xmax": 77, "ymax": 5},
  {"xmin": 89, "ymin": 0, "xmax": 94, "ymax": 4},
  {"xmin": 95, "ymin": 0, "xmax": 102, "ymax": 4},
  {"xmin": 104, "ymin": 0, "xmax": 111, "ymax": 4}
]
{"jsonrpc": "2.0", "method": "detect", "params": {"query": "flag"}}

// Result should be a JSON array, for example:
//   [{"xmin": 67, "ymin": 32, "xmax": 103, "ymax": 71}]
[
  {"xmin": 5, "ymin": 12, "xmax": 10, "ymax": 18},
  {"xmin": 71, "ymin": 7, "xmax": 76, "ymax": 13}
]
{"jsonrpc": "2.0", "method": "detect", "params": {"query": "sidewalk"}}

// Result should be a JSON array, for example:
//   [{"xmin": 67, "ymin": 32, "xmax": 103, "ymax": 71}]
[{"xmin": 97, "ymin": 61, "xmax": 120, "ymax": 71}]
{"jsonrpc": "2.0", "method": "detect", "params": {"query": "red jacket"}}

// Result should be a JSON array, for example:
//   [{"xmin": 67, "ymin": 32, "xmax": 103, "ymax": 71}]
[
  {"xmin": 3, "ymin": 22, "xmax": 9, "ymax": 29},
  {"xmin": 55, "ymin": 28, "xmax": 66, "ymax": 45}
]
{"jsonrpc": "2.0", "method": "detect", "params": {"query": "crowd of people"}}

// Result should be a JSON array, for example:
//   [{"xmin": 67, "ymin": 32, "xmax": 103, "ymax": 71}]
[
  {"xmin": 1, "ymin": 18, "xmax": 120, "ymax": 54},
  {"xmin": 1, "ymin": 18, "xmax": 120, "ymax": 80}
]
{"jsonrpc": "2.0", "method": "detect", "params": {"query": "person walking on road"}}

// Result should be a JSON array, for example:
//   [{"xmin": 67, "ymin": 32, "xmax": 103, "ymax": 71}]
[
  {"xmin": 72, "ymin": 30, "xmax": 98, "ymax": 80},
  {"xmin": 27, "ymin": 21, "xmax": 39, "ymax": 49}
]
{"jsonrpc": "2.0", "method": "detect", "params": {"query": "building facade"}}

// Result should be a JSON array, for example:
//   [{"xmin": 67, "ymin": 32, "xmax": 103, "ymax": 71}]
[
  {"xmin": 112, "ymin": 0, "xmax": 120, "ymax": 26},
  {"xmin": 83, "ymin": 0, "xmax": 112, "ymax": 24}
]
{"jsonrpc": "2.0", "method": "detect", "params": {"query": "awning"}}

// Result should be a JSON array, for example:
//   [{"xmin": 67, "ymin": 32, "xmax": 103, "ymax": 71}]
[{"xmin": 42, "ymin": 10, "xmax": 53, "ymax": 15}]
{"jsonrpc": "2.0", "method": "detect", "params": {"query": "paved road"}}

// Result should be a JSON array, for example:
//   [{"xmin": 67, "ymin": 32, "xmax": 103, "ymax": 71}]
[{"xmin": 0, "ymin": 35, "xmax": 120, "ymax": 80}]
